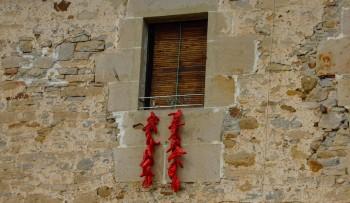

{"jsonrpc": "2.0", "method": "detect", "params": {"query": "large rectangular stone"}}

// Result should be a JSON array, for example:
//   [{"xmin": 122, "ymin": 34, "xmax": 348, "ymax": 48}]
[
  {"xmin": 95, "ymin": 49, "xmax": 141, "ymax": 83},
  {"xmin": 204, "ymin": 75, "xmax": 235, "ymax": 107},
  {"xmin": 127, "ymin": 0, "xmax": 217, "ymax": 17},
  {"xmin": 342, "ymin": 8, "xmax": 350, "ymax": 35},
  {"xmin": 168, "ymin": 143, "xmax": 222, "ymax": 182},
  {"xmin": 207, "ymin": 11, "xmax": 232, "ymax": 40},
  {"xmin": 113, "ymin": 146, "xmax": 164, "ymax": 182},
  {"xmin": 317, "ymin": 37, "xmax": 350, "ymax": 76},
  {"xmin": 337, "ymin": 75, "xmax": 350, "ymax": 107},
  {"xmin": 206, "ymin": 35, "xmax": 256, "ymax": 75},
  {"xmin": 108, "ymin": 82, "xmax": 139, "ymax": 112},
  {"xmin": 118, "ymin": 18, "xmax": 144, "ymax": 49},
  {"xmin": 117, "ymin": 108, "xmax": 224, "ymax": 146}
]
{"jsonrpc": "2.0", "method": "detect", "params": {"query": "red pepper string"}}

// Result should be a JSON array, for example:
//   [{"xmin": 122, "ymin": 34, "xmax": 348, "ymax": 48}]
[
  {"xmin": 167, "ymin": 109, "xmax": 186, "ymax": 192},
  {"xmin": 140, "ymin": 112, "xmax": 160, "ymax": 188}
]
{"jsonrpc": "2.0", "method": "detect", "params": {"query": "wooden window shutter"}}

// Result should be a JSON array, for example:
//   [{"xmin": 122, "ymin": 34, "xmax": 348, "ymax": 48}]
[{"xmin": 146, "ymin": 20, "xmax": 207, "ymax": 108}]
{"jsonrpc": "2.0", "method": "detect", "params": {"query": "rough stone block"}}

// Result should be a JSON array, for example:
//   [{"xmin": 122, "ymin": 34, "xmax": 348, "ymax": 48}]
[
  {"xmin": 342, "ymin": 8, "xmax": 350, "ymax": 35},
  {"xmin": 34, "ymin": 57, "xmax": 54, "ymax": 69},
  {"xmin": 60, "ymin": 86, "xmax": 103, "ymax": 97},
  {"xmin": 1, "ymin": 56, "xmax": 28, "ymax": 69},
  {"xmin": 173, "ymin": 143, "xmax": 222, "ymax": 182},
  {"xmin": 118, "ymin": 18, "xmax": 144, "ymax": 48},
  {"xmin": 113, "ymin": 146, "xmax": 164, "ymax": 182},
  {"xmin": 205, "ymin": 75, "xmax": 235, "ymax": 107},
  {"xmin": 65, "ymin": 74, "xmax": 94, "ymax": 82},
  {"xmin": 75, "ymin": 40, "xmax": 105, "ymax": 52},
  {"xmin": 95, "ymin": 49, "xmax": 141, "ymax": 83},
  {"xmin": 108, "ymin": 82, "xmax": 139, "ymax": 112},
  {"xmin": 117, "ymin": 108, "xmax": 224, "ymax": 146},
  {"xmin": 207, "ymin": 11, "xmax": 232, "ymax": 40},
  {"xmin": 19, "ymin": 39, "xmax": 33, "ymax": 53},
  {"xmin": 127, "ymin": 0, "xmax": 217, "ymax": 17},
  {"xmin": 206, "ymin": 35, "xmax": 256, "ymax": 75},
  {"xmin": 337, "ymin": 75, "xmax": 350, "ymax": 107},
  {"xmin": 56, "ymin": 43, "xmax": 75, "ymax": 61},
  {"xmin": 317, "ymin": 37, "xmax": 350, "ymax": 76}
]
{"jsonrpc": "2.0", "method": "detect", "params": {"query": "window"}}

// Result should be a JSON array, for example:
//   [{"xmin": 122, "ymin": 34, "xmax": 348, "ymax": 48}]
[{"xmin": 140, "ymin": 19, "xmax": 208, "ymax": 109}]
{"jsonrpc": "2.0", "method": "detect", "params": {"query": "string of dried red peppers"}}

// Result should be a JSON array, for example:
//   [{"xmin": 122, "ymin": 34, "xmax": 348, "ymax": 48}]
[
  {"xmin": 140, "ymin": 112, "xmax": 160, "ymax": 188},
  {"xmin": 167, "ymin": 109, "xmax": 186, "ymax": 192}
]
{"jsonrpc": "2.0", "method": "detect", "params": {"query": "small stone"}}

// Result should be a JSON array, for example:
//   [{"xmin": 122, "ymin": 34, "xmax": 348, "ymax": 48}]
[
  {"xmin": 319, "ymin": 112, "xmax": 344, "ymax": 130},
  {"xmin": 19, "ymin": 39, "xmax": 33, "ymax": 53},
  {"xmin": 271, "ymin": 117, "xmax": 290, "ymax": 129},
  {"xmin": 267, "ymin": 63, "xmax": 291, "ymax": 71},
  {"xmin": 54, "ymin": 0, "xmax": 71, "ymax": 12},
  {"xmin": 239, "ymin": 181, "xmax": 253, "ymax": 192},
  {"xmin": 4, "ymin": 67, "xmax": 18, "ymax": 76},
  {"xmin": 336, "ymin": 177, "xmax": 345, "ymax": 184},
  {"xmin": 320, "ymin": 104, "xmax": 328, "ymax": 114},
  {"xmin": 1, "ymin": 56, "xmax": 28, "ymax": 69},
  {"xmin": 75, "ymin": 40, "xmax": 105, "ymax": 52},
  {"xmin": 97, "ymin": 186, "xmax": 112, "ymax": 198},
  {"xmin": 308, "ymin": 160, "xmax": 323, "ymax": 172},
  {"xmin": 229, "ymin": 107, "xmax": 241, "ymax": 118},
  {"xmin": 77, "ymin": 158, "xmax": 94, "ymax": 170},
  {"xmin": 77, "ymin": 10, "xmax": 98, "ymax": 20},
  {"xmin": 224, "ymin": 151, "xmax": 255, "ymax": 167},
  {"xmin": 301, "ymin": 76, "xmax": 318, "ymax": 93},
  {"xmin": 34, "ymin": 57, "xmax": 54, "ymax": 69},
  {"xmin": 305, "ymin": 87, "xmax": 328, "ymax": 102},
  {"xmin": 239, "ymin": 117, "xmax": 258, "ymax": 129},
  {"xmin": 69, "ymin": 34, "xmax": 90, "ymax": 43},
  {"xmin": 58, "ymin": 67, "xmax": 78, "ymax": 75},
  {"xmin": 223, "ymin": 139, "xmax": 236, "ymax": 148},
  {"xmin": 40, "ymin": 39, "xmax": 52, "ymax": 48},
  {"xmin": 74, "ymin": 52, "xmax": 91, "ymax": 60},
  {"xmin": 280, "ymin": 104, "xmax": 296, "ymax": 112},
  {"xmin": 56, "ymin": 42, "xmax": 75, "ymax": 61}
]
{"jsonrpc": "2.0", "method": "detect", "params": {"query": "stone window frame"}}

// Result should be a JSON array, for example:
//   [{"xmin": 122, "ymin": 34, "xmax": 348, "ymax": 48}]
[
  {"xmin": 98, "ymin": 0, "xmax": 257, "ymax": 112},
  {"xmin": 94, "ymin": 0, "xmax": 257, "ymax": 184}
]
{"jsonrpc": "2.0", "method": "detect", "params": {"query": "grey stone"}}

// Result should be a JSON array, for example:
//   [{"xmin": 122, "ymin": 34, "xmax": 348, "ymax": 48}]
[
  {"xmin": 317, "ymin": 37, "xmax": 350, "ymax": 75},
  {"xmin": 342, "ymin": 8, "xmax": 350, "ymax": 35},
  {"xmin": 118, "ymin": 18, "xmax": 144, "ymax": 48},
  {"xmin": 337, "ymin": 75, "xmax": 350, "ymax": 107},
  {"xmin": 69, "ymin": 34, "xmax": 90, "ymax": 42},
  {"xmin": 319, "ymin": 112, "xmax": 344, "ymax": 130},
  {"xmin": 305, "ymin": 87, "xmax": 328, "ymax": 102},
  {"xmin": 77, "ymin": 158, "xmax": 94, "ymax": 170},
  {"xmin": 34, "ymin": 57, "xmax": 54, "ymax": 69},
  {"xmin": 113, "ymin": 146, "xmax": 164, "ymax": 182},
  {"xmin": 319, "ymin": 78, "xmax": 334, "ymax": 87},
  {"xmin": 271, "ymin": 117, "xmax": 290, "ymax": 129},
  {"xmin": 56, "ymin": 43, "xmax": 75, "ymax": 61},
  {"xmin": 204, "ymin": 75, "xmax": 235, "ymax": 107},
  {"xmin": 95, "ymin": 49, "xmax": 141, "ymax": 83},
  {"xmin": 319, "ymin": 158, "xmax": 340, "ymax": 167},
  {"xmin": 108, "ymin": 82, "xmax": 139, "ymax": 112},
  {"xmin": 77, "ymin": 10, "xmax": 98, "ymax": 20},
  {"xmin": 207, "ymin": 35, "xmax": 256, "ymax": 75},
  {"xmin": 76, "ymin": 40, "xmax": 105, "ymax": 52},
  {"xmin": 1, "ymin": 56, "xmax": 28, "ymax": 69},
  {"xmin": 58, "ymin": 67, "xmax": 78, "ymax": 75},
  {"xmin": 127, "ymin": 0, "xmax": 217, "ymax": 17},
  {"xmin": 267, "ymin": 63, "xmax": 291, "ymax": 72},
  {"xmin": 74, "ymin": 52, "xmax": 91, "ymax": 60},
  {"xmin": 175, "ymin": 143, "xmax": 222, "ymax": 182}
]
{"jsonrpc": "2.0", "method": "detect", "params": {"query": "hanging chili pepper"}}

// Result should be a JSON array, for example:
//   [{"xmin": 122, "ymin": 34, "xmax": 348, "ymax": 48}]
[
  {"xmin": 140, "ymin": 112, "xmax": 160, "ymax": 188},
  {"xmin": 167, "ymin": 109, "xmax": 186, "ymax": 192}
]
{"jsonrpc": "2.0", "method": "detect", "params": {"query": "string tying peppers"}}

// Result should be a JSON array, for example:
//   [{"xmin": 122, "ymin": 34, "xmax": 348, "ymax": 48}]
[
  {"xmin": 167, "ymin": 109, "xmax": 186, "ymax": 192},
  {"xmin": 140, "ymin": 112, "xmax": 160, "ymax": 188}
]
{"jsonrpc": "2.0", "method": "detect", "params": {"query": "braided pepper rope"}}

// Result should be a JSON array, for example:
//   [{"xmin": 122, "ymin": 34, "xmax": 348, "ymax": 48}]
[
  {"xmin": 167, "ymin": 109, "xmax": 186, "ymax": 192},
  {"xmin": 140, "ymin": 112, "xmax": 160, "ymax": 188}
]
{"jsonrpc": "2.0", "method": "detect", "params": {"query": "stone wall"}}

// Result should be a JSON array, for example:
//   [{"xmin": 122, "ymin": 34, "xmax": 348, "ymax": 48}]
[{"xmin": 0, "ymin": 0, "xmax": 349, "ymax": 202}]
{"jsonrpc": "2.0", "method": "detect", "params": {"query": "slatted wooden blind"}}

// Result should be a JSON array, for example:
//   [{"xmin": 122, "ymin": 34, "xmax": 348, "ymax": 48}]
[{"xmin": 146, "ymin": 20, "xmax": 207, "ymax": 108}]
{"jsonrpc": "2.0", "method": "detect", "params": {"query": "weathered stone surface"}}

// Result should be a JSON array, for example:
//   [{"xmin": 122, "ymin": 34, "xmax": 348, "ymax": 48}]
[
  {"xmin": 69, "ymin": 34, "xmax": 90, "ymax": 42},
  {"xmin": 341, "ymin": 8, "xmax": 350, "ymax": 35},
  {"xmin": 207, "ymin": 12, "xmax": 232, "ymax": 40},
  {"xmin": 65, "ymin": 74, "xmax": 94, "ymax": 82},
  {"xmin": 207, "ymin": 35, "xmax": 256, "ymax": 75},
  {"xmin": 317, "ymin": 37, "xmax": 350, "ymax": 75},
  {"xmin": 318, "ymin": 112, "xmax": 344, "ymax": 130},
  {"xmin": 97, "ymin": 186, "xmax": 112, "ymax": 198},
  {"xmin": 205, "ymin": 75, "xmax": 235, "ymax": 107},
  {"xmin": 60, "ymin": 86, "xmax": 103, "ymax": 97},
  {"xmin": 305, "ymin": 87, "xmax": 328, "ymax": 102},
  {"xmin": 176, "ymin": 143, "xmax": 222, "ymax": 182},
  {"xmin": 25, "ymin": 194, "xmax": 61, "ymax": 203},
  {"xmin": 56, "ymin": 42, "xmax": 75, "ymax": 61},
  {"xmin": 34, "ymin": 57, "xmax": 54, "ymax": 69},
  {"xmin": 4, "ymin": 67, "xmax": 18, "ymax": 75},
  {"xmin": 127, "ymin": 0, "xmax": 217, "ymax": 17},
  {"xmin": 280, "ymin": 104, "xmax": 296, "ymax": 112},
  {"xmin": 271, "ymin": 116, "xmax": 302, "ymax": 129},
  {"xmin": 118, "ymin": 18, "xmax": 143, "ymax": 48},
  {"xmin": 77, "ymin": 10, "xmax": 98, "ymax": 20},
  {"xmin": 113, "ymin": 146, "xmax": 164, "ymax": 182},
  {"xmin": 308, "ymin": 160, "xmax": 323, "ymax": 172},
  {"xmin": 1, "ymin": 56, "xmax": 28, "ymax": 69},
  {"xmin": 108, "ymin": 82, "xmax": 138, "ymax": 111},
  {"xmin": 224, "ymin": 151, "xmax": 255, "ymax": 167},
  {"xmin": 95, "ymin": 49, "xmax": 141, "ymax": 83},
  {"xmin": 73, "ymin": 192, "xmax": 98, "ymax": 203},
  {"xmin": 239, "ymin": 117, "xmax": 259, "ymax": 129},
  {"xmin": 58, "ymin": 67, "xmax": 78, "ymax": 75},
  {"xmin": 337, "ymin": 75, "xmax": 350, "ymax": 107},
  {"xmin": 301, "ymin": 75, "xmax": 318, "ymax": 93},
  {"xmin": 76, "ymin": 40, "xmax": 105, "ymax": 52},
  {"xmin": 77, "ymin": 158, "xmax": 94, "ymax": 170},
  {"xmin": 19, "ymin": 39, "xmax": 33, "ymax": 53}
]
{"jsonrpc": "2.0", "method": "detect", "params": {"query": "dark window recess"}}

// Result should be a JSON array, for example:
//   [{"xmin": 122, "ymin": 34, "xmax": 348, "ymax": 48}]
[{"xmin": 142, "ymin": 20, "xmax": 207, "ymax": 109}]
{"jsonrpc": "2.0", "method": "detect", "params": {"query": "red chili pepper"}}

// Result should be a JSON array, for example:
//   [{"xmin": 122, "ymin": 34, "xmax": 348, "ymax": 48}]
[
  {"xmin": 167, "ymin": 109, "xmax": 186, "ymax": 192},
  {"xmin": 140, "ymin": 112, "xmax": 160, "ymax": 188}
]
